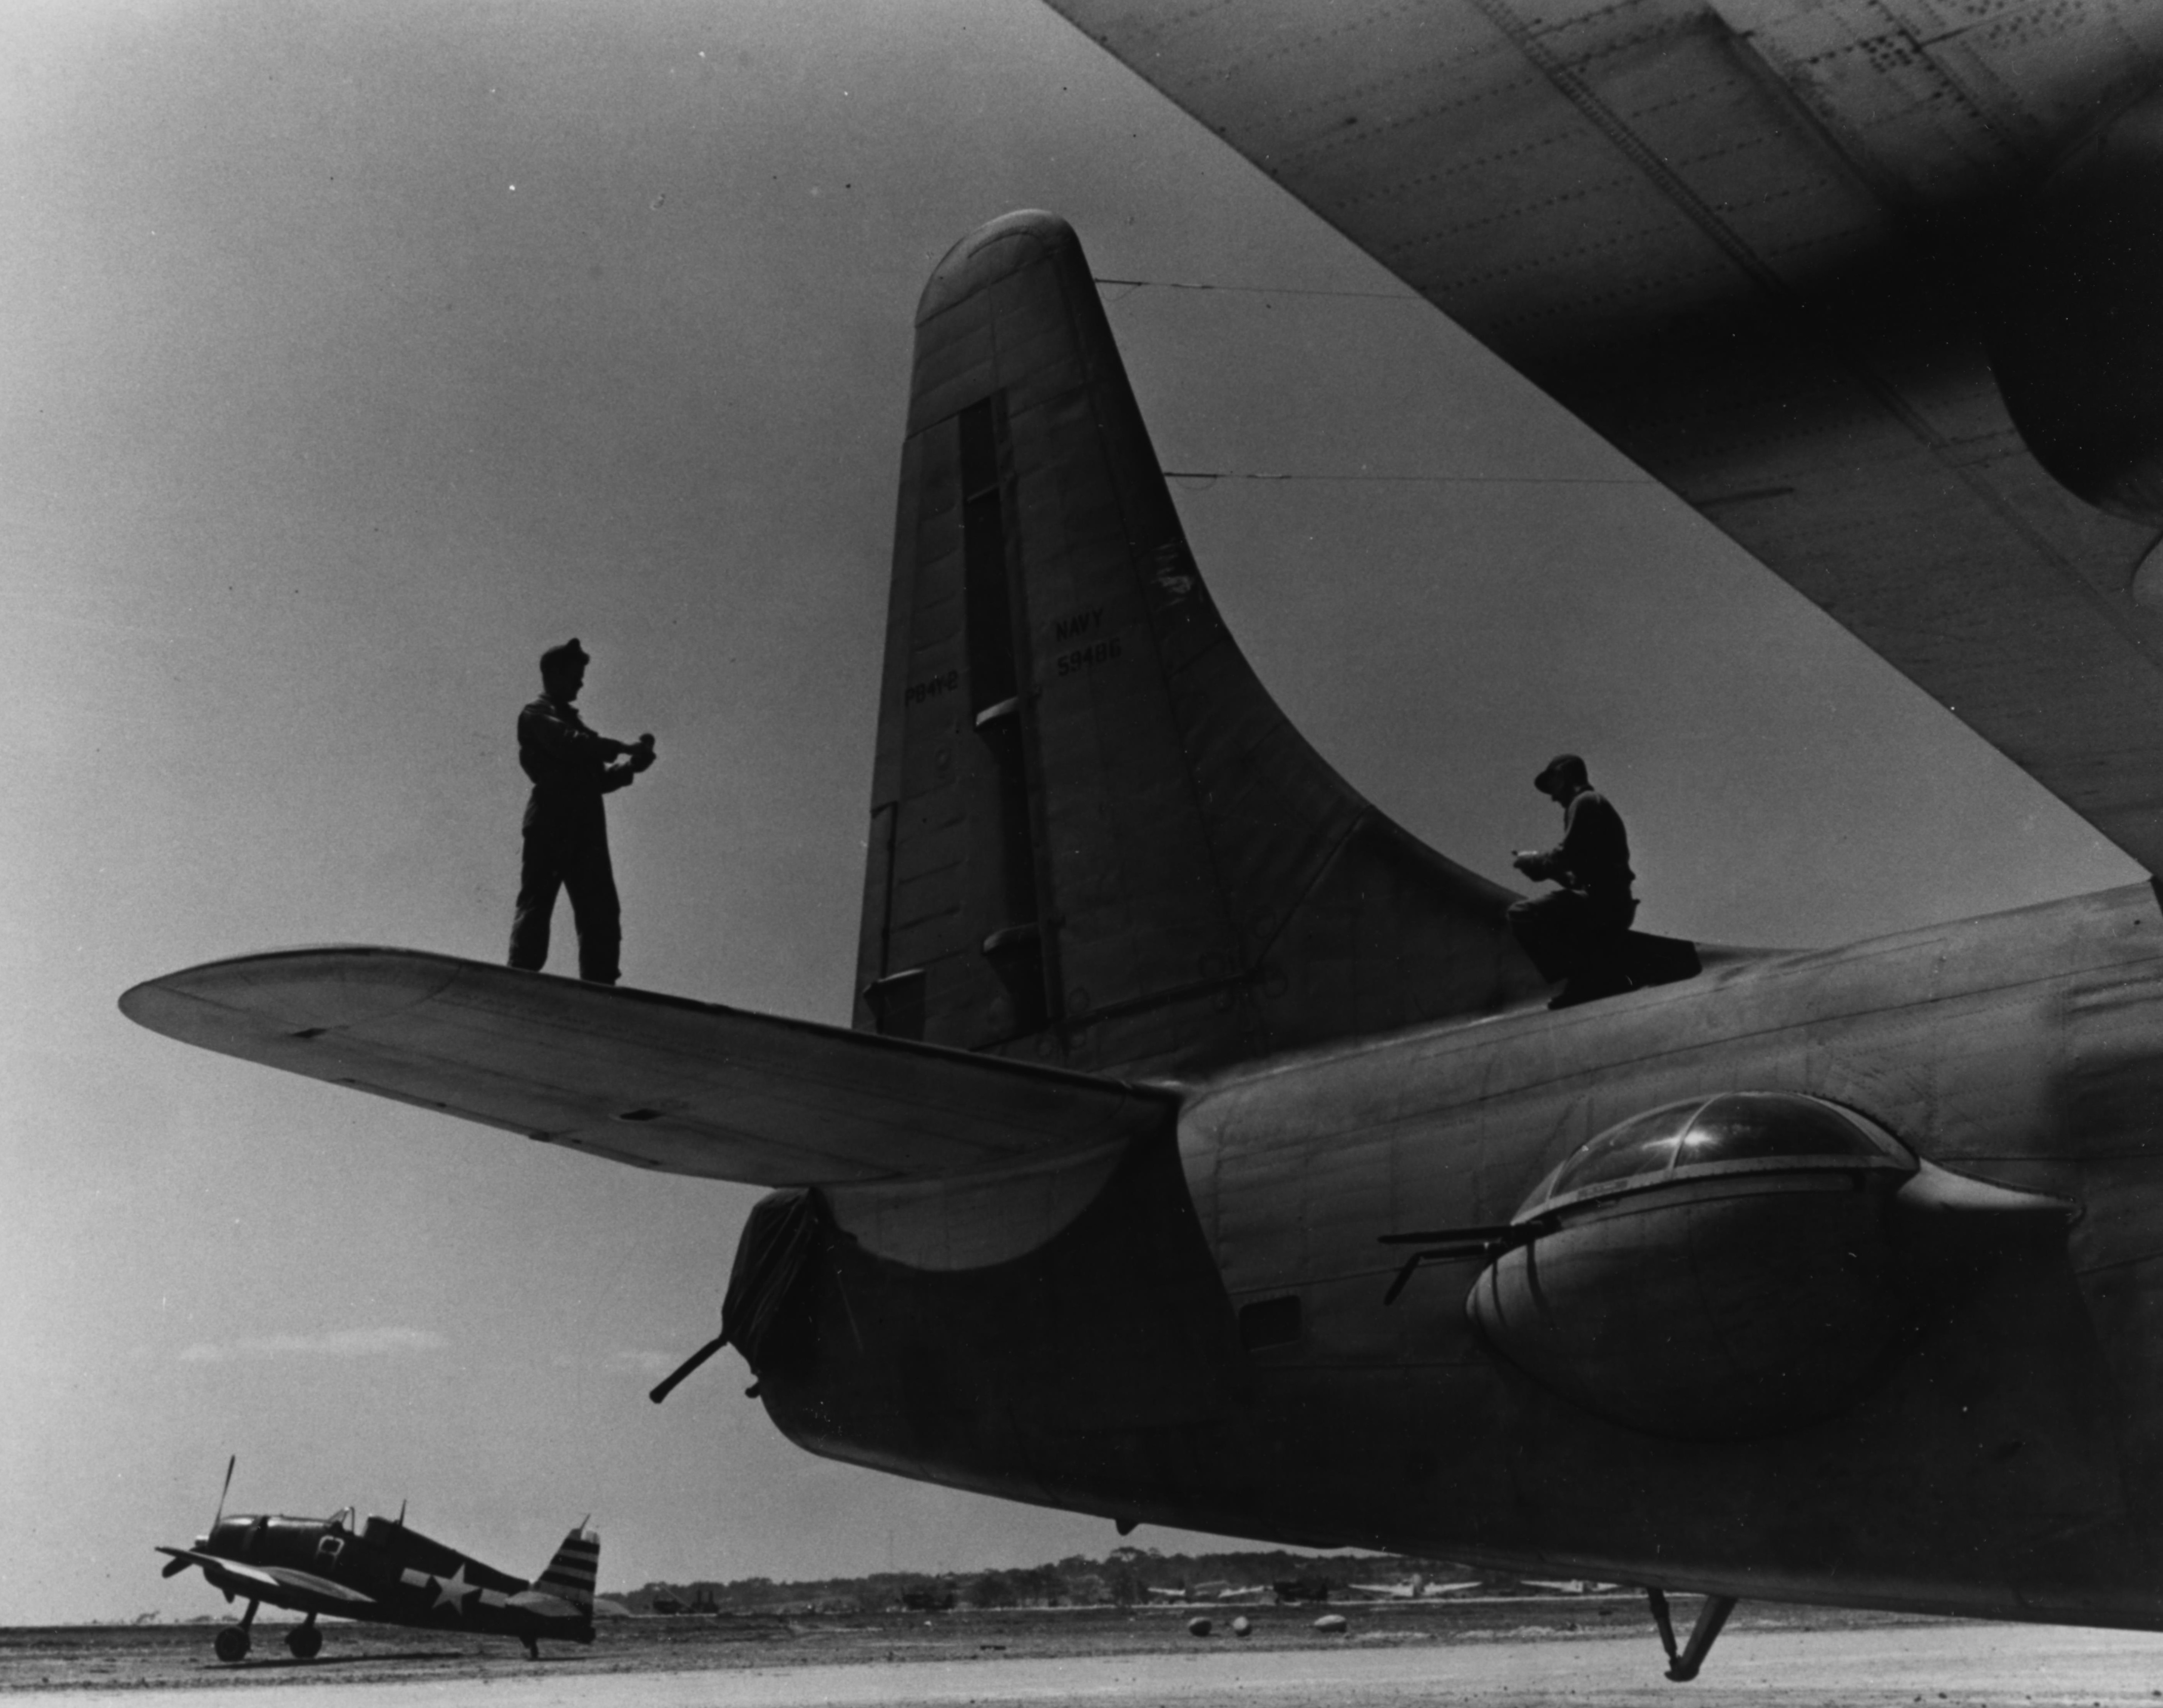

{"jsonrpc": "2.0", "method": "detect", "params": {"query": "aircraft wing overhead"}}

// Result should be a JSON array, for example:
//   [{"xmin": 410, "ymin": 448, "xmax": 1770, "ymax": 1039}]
[
  {"xmin": 1047, "ymin": 0, "xmax": 2163, "ymax": 871},
  {"xmin": 120, "ymin": 949, "xmax": 1176, "ymax": 1186}
]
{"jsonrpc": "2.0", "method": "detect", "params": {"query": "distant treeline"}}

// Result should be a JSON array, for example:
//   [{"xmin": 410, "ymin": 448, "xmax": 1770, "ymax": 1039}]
[{"xmin": 613, "ymin": 1548, "xmax": 1501, "ymax": 1616}]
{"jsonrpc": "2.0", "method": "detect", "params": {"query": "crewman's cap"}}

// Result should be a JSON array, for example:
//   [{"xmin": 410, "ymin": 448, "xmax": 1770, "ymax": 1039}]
[
  {"xmin": 1534, "ymin": 753, "xmax": 1588, "ymax": 792},
  {"xmin": 540, "ymin": 638, "xmax": 591, "ymax": 674}
]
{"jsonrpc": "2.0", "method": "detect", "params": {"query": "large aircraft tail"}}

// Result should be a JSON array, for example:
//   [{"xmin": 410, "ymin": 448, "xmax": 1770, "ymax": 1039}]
[{"xmin": 852, "ymin": 211, "xmax": 1548, "ymax": 1076}]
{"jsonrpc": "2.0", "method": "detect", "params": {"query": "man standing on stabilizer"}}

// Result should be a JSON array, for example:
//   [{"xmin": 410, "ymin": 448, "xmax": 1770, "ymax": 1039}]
[
  {"xmin": 507, "ymin": 639, "xmax": 656, "ymax": 985},
  {"xmin": 1507, "ymin": 753, "xmax": 1637, "ymax": 1009}
]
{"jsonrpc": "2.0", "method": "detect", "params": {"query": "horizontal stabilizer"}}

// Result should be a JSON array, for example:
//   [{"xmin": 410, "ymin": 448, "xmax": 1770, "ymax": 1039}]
[
  {"xmin": 120, "ymin": 949, "xmax": 1176, "ymax": 1186},
  {"xmin": 510, "ymin": 1589, "xmax": 588, "ymax": 1619}
]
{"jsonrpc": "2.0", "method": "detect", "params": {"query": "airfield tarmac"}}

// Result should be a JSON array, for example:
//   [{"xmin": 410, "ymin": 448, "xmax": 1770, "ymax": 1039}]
[
  {"xmin": 9, "ymin": 1600, "xmax": 2163, "ymax": 1706},
  {"xmin": 13, "ymin": 1608, "xmax": 2163, "ymax": 1708}
]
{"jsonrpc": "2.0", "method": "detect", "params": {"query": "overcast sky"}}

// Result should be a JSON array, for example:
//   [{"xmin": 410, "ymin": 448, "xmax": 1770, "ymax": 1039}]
[{"xmin": 2, "ymin": 0, "xmax": 2139, "ymax": 1624}]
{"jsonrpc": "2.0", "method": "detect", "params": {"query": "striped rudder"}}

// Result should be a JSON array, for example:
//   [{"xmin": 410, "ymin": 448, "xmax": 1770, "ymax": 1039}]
[{"xmin": 533, "ymin": 1526, "xmax": 599, "ymax": 1611}]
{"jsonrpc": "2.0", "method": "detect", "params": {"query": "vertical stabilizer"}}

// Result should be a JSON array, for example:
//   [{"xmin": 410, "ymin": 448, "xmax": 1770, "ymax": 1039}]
[
  {"xmin": 854, "ymin": 211, "xmax": 1546, "ymax": 1074},
  {"xmin": 532, "ymin": 1526, "xmax": 599, "ymax": 1613}
]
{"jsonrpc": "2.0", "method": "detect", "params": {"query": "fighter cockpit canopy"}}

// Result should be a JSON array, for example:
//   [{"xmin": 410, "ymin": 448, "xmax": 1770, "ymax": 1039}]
[{"xmin": 1520, "ymin": 1092, "xmax": 1912, "ymax": 1221}]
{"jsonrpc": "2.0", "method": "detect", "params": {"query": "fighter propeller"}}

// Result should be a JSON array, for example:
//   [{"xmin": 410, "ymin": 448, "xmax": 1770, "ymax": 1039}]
[{"xmin": 162, "ymin": 1456, "xmax": 236, "ymax": 1578}]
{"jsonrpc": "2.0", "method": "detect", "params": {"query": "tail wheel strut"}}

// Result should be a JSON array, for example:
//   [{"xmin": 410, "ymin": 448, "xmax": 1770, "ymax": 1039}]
[{"xmin": 1647, "ymin": 1588, "xmax": 1736, "ymax": 1683}]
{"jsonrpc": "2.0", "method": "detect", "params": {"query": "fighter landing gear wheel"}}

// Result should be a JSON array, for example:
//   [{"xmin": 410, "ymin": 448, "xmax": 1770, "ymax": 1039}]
[
  {"xmin": 213, "ymin": 1626, "xmax": 251, "ymax": 1663},
  {"xmin": 285, "ymin": 1623, "xmax": 322, "ymax": 1660}
]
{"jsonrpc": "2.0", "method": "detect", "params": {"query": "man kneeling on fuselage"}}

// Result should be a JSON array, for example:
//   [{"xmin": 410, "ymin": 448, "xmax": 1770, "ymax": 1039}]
[{"xmin": 1508, "ymin": 753, "xmax": 1638, "ymax": 1009}]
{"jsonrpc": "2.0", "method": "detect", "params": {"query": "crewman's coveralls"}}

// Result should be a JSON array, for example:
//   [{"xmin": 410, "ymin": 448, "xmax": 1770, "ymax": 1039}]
[
  {"xmin": 507, "ymin": 694, "xmax": 637, "ymax": 984},
  {"xmin": 1506, "ymin": 787, "xmax": 1638, "ymax": 987}
]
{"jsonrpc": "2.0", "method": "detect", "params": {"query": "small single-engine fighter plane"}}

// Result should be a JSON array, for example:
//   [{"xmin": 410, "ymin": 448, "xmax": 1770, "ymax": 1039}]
[{"xmin": 157, "ymin": 1461, "xmax": 598, "ymax": 1662}]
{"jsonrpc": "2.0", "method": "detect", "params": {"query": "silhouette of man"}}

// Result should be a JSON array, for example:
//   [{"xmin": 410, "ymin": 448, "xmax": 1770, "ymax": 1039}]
[
  {"xmin": 1507, "ymin": 754, "xmax": 1637, "ymax": 1007},
  {"xmin": 507, "ymin": 639, "xmax": 656, "ymax": 985}
]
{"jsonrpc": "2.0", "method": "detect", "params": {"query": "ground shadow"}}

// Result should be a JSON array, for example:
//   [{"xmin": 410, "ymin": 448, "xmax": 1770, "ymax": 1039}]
[{"xmin": 202, "ymin": 1649, "xmax": 466, "ymax": 1671}]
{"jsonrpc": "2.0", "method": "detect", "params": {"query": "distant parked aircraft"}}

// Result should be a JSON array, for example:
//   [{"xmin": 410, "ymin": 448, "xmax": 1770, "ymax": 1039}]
[{"xmin": 1347, "ymin": 1572, "xmax": 1483, "ymax": 1599}]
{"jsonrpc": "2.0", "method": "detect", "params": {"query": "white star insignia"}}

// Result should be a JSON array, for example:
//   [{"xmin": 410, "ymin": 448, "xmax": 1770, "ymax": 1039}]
[{"xmin": 432, "ymin": 1566, "xmax": 476, "ymax": 1613}]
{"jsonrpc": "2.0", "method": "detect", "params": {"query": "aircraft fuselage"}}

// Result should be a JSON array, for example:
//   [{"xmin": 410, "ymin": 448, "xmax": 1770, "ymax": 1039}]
[{"xmin": 763, "ymin": 880, "xmax": 2163, "ymax": 1626}]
